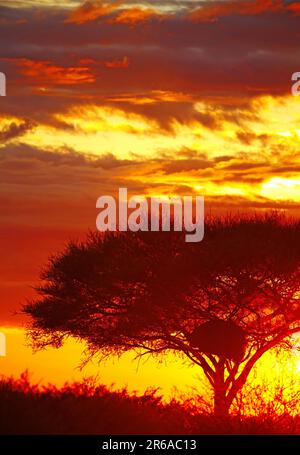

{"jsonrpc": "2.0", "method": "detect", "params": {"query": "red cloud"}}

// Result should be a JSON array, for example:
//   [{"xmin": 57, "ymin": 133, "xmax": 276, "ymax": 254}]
[
  {"xmin": 65, "ymin": 0, "xmax": 122, "ymax": 24},
  {"xmin": 288, "ymin": 2, "xmax": 300, "ymax": 14},
  {"xmin": 108, "ymin": 7, "xmax": 163, "ymax": 25},
  {"xmin": 188, "ymin": 0, "xmax": 300, "ymax": 22},
  {"xmin": 5, "ymin": 58, "xmax": 95, "ymax": 86},
  {"xmin": 104, "ymin": 56, "xmax": 129, "ymax": 69}
]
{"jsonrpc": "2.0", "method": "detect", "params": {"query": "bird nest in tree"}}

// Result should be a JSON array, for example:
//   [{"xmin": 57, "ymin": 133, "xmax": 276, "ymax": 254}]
[{"xmin": 189, "ymin": 319, "xmax": 246, "ymax": 361}]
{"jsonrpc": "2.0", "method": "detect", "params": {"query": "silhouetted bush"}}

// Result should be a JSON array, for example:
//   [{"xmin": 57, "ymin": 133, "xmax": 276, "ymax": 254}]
[{"xmin": 0, "ymin": 372, "xmax": 299, "ymax": 434}]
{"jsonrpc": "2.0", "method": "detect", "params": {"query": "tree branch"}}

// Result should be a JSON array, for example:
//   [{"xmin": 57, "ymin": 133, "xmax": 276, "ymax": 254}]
[{"xmin": 226, "ymin": 326, "xmax": 300, "ymax": 406}]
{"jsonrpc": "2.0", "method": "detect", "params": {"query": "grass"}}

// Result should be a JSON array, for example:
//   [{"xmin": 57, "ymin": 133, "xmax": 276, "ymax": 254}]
[{"xmin": 0, "ymin": 372, "xmax": 299, "ymax": 435}]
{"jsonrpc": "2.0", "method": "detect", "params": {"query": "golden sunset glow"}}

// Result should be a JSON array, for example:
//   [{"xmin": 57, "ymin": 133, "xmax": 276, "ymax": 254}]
[
  {"xmin": 262, "ymin": 177, "xmax": 300, "ymax": 201},
  {"xmin": 3, "ymin": 94, "xmax": 300, "ymax": 207},
  {"xmin": 1, "ymin": 0, "xmax": 300, "ymax": 416},
  {"xmin": 1, "ymin": 326, "xmax": 300, "ymax": 411}
]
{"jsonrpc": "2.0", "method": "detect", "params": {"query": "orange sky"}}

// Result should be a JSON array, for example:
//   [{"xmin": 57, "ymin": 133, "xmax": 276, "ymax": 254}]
[
  {"xmin": 0, "ymin": 327, "xmax": 203, "ymax": 397},
  {"xmin": 1, "ymin": 326, "xmax": 300, "ymax": 407},
  {"xmin": 1, "ymin": 0, "xmax": 300, "ymax": 394}
]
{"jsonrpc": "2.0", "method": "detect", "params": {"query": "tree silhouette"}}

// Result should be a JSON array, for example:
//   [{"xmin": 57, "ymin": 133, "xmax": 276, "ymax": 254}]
[{"xmin": 24, "ymin": 215, "xmax": 300, "ymax": 416}]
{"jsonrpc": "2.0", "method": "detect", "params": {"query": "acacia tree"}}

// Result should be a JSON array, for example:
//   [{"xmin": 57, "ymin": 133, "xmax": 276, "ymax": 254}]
[{"xmin": 24, "ymin": 215, "xmax": 300, "ymax": 416}]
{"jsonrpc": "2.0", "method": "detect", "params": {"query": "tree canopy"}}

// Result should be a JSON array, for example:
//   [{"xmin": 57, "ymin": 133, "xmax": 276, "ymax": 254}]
[{"xmin": 24, "ymin": 214, "xmax": 300, "ymax": 415}]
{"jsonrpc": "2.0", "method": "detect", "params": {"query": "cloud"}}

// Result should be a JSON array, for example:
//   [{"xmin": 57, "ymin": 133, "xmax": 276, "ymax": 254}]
[
  {"xmin": 0, "ymin": 17, "xmax": 27, "ymax": 24},
  {"xmin": 188, "ymin": 0, "xmax": 300, "ymax": 23},
  {"xmin": 288, "ymin": 2, "xmax": 300, "ymax": 14},
  {"xmin": 236, "ymin": 130, "xmax": 269, "ymax": 145},
  {"xmin": 108, "ymin": 6, "xmax": 164, "ymax": 25},
  {"xmin": 104, "ymin": 56, "xmax": 129, "ymax": 68},
  {"xmin": 0, "ymin": 120, "xmax": 35, "ymax": 142},
  {"xmin": 160, "ymin": 158, "xmax": 213, "ymax": 175},
  {"xmin": 0, "ymin": 143, "xmax": 137, "ymax": 170},
  {"xmin": 65, "ymin": 0, "xmax": 121, "ymax": 24},
  {"xmin": 0, "ymin": 0, "xmax": 298, "ymax": 109},
  {"xmin": 2, "ymin": 58, "xmax": 96, "ymax": 85}
]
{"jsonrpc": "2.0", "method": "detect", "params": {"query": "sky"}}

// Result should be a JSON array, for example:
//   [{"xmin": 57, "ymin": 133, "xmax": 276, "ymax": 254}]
[{"xmin": 1, "ymin": 0, "xmax": 300, "ymax": 392}]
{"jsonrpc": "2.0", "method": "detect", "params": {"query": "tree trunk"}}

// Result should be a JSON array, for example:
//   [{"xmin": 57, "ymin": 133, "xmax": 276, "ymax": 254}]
[
  {"xmin": 214, "ymin": 389, "xmax": 230, "ymax": 417},
  {"xmin": 213, "ymin": 358, "xmax": 230, "ymax": 417}
]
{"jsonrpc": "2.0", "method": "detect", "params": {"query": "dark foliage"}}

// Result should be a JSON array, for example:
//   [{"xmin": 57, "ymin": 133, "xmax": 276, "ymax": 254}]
[
  {"xmin": 0, "ymin": 374, "xmax": 299, "ymax": 435},
  {"xmin": 23, "ymin": 214, "xmax": 300, "ymax": 415}
]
